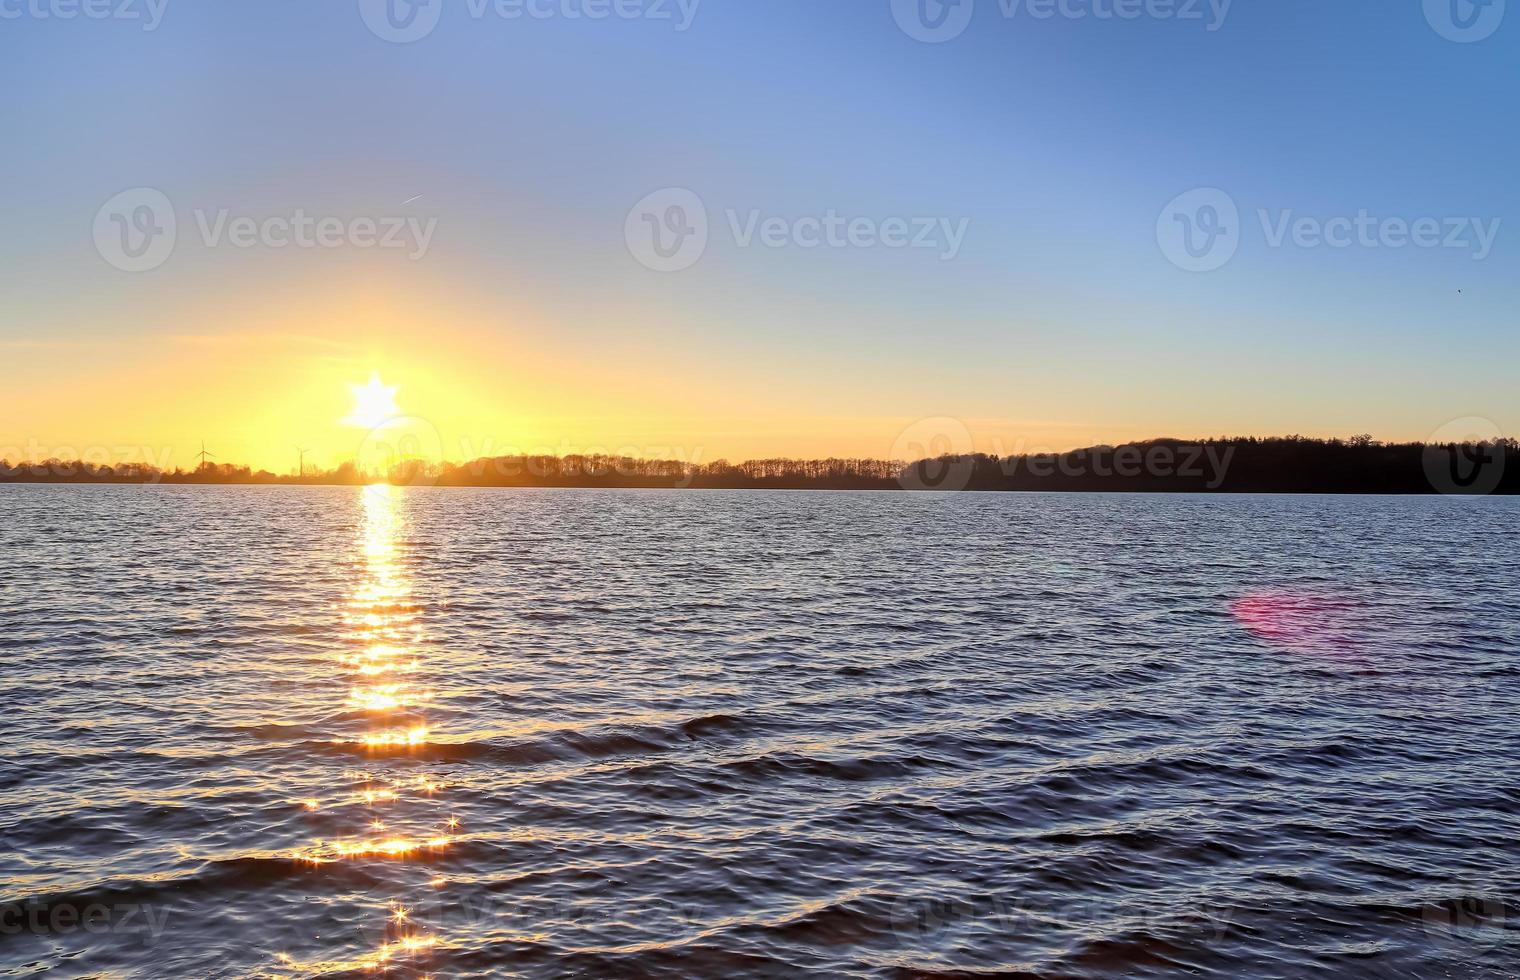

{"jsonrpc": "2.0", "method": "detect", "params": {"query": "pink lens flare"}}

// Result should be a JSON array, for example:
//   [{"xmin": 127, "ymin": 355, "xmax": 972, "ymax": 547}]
[{"xmin": 1230, "ymin": 590, "xmax": 1365, "ymax": 658}]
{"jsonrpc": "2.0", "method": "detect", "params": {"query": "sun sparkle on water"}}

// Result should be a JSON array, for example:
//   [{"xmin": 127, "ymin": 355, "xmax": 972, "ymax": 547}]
[{"xmin": 283, "ymin": 482, "xmax": 453, "ymax": 975}]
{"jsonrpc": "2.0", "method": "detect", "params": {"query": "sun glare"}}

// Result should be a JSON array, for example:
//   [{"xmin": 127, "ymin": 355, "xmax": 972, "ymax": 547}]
[{"xmin": 343, "ymin": 372, "xmax": 401, "ymax": 429}]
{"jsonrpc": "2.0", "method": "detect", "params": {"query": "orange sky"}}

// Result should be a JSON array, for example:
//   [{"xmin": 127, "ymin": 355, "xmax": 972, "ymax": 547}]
[{"xmin": 4, "ymin": 271, "xmax": 1506, "ymax": 475}]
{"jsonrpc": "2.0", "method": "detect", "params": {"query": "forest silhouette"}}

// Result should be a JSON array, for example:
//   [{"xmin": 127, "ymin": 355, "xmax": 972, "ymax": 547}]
[{"xmin": 2, "ymin": 435, "xmax": 1514, "ymax": 494}]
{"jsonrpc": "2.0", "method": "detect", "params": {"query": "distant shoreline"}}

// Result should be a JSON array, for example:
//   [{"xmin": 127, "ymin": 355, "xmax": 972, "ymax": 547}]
[
  {"xmin": 4, "ymin": 483, "xmax": 1517, "ymax": 498},
  {"xmin": 3, "ymin": 436, "xmax": 1513, "ymax": 495}
]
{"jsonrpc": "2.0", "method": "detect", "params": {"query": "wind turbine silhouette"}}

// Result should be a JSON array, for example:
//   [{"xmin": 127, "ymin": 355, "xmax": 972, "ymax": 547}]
[{"xmin": 194, "ymin": 442, "xmax": 216, "ymax": 471}]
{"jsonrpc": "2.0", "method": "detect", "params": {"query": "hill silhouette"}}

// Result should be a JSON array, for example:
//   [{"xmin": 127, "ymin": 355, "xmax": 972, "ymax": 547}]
[{"xmin": 2, "ymin": 435, "xmax": 1513, "ymax": 494}]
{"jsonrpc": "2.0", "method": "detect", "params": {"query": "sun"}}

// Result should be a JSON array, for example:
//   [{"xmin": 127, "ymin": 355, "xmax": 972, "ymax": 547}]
[{"xmin": 343, "ymin": 372, "xmax": 401, "ymax": 429}]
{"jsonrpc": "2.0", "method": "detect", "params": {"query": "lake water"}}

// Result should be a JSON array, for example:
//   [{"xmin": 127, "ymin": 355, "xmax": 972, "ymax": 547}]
[{"xmin": 1, "ymin": 485, "xmax": 1517, "ymax": 978}]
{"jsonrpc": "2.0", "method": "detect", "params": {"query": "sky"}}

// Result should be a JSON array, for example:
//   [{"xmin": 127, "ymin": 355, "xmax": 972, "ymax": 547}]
[{"xmin": 1, "ymin": 0, "xmax": 1516, "ymax": 473}]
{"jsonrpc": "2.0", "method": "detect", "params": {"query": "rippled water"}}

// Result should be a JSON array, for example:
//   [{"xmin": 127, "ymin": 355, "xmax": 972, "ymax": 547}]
[{"xmin": 2, "ymin": 485, "xmax": 1518, "ymax": 978}]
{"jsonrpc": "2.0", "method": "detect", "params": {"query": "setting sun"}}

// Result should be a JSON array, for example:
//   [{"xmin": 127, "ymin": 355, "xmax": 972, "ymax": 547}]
[{"xmin": 342, "ymin": 373, "xmax": 402, "ymax": 430}]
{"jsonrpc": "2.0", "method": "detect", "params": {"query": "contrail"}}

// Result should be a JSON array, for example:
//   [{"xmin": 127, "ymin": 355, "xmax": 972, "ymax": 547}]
[{"xmin": 401, "ymin": 195, "xmax": 423, "ymax": 205}]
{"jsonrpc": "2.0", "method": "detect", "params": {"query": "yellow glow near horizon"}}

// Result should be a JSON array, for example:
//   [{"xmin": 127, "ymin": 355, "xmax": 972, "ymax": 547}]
[{"xmin": 9, "ymin": 280, "xmax": 1459, "ymax": 474}]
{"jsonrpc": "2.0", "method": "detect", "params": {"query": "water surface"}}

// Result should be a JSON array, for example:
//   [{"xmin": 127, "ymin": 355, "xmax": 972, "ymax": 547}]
[{"xmin": 2, "ymin": 486, "xmax": 1517, "ymax": 977}]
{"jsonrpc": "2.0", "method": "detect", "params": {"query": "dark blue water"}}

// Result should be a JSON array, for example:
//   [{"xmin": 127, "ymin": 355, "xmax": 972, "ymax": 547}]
[{"xmin": 1, "ymin": 485, "xmax": 1516, "ymax": 978}]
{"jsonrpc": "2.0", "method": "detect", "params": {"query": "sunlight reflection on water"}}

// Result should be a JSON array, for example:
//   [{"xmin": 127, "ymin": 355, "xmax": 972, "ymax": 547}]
[{"xmin": 285, "ymin": 484, "xmax": 453, "ymax": 974}]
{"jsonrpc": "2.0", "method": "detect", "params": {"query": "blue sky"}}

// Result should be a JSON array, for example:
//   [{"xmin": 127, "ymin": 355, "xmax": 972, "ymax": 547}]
[{"xmin": 1, "ymin": 0, "xmax": 1515, "ymax": 466}]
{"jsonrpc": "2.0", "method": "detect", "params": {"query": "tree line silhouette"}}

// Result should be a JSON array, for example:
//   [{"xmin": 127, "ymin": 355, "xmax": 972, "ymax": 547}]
[{"xmin": 1, "ymin": 435, "xmax": 1513, "ymax": 493}]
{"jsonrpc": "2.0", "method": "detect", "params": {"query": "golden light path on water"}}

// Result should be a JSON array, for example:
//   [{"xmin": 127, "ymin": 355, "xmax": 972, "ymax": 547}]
[{"xmin": 277, "ymin": 485, "xmax": 454, "ymax": 977}]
